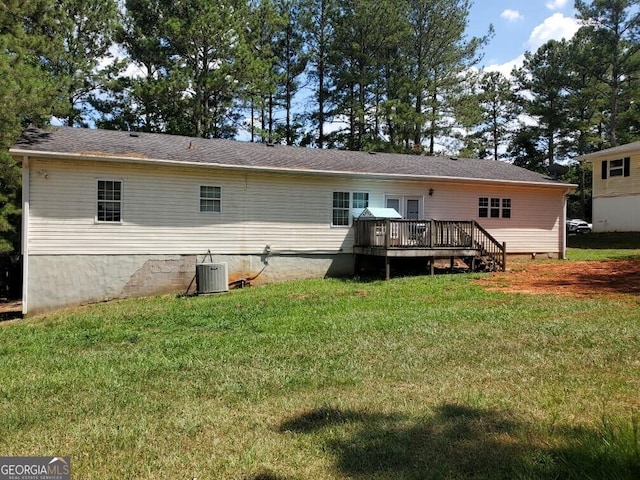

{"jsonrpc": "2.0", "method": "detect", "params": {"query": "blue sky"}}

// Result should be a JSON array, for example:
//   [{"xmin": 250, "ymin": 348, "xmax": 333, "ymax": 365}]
[{"xmin": 468, "ymin": 0, "xmax": 581, "ymax": 74}]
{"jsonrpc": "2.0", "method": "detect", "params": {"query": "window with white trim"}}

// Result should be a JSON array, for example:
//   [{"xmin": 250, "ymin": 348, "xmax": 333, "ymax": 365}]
[
  {"xmin": 332, "ymin": 191, "xmax": 350, "ymax": 226},
  {"xmin": 200, "ymin": 186, "xmax": 221, "ymax": 212},
  {"xmin": 332, "ymin": 191, "xmax": 369, "ymax": 226},
  {"xmin": 478, "ymin": 196, "xmax": 511, "ymax": 219},
  {"xmin": 478, "ymin": 197, "xmax": 488, "ymax": 218},
  {"xmin": 490, "ymin": 198, "xmax": 500, "ymax": 218},
  {"xmin": 97, "ymin": 180, "xmax": 122, "ymax": 222},
  {"xmin": 502, "ymin": 198, "xmax": 511, "ymax": 218}
]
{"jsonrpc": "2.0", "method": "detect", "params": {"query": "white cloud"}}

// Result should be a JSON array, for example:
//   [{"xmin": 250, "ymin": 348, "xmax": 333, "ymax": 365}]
[
  {"xmin": 485, "ymin": 54, "xmax": 525, "ymax": 77},
  {"xmin": 485, "ymin": 13, "xmax": 580, "ymax": 79},
  {"xmin": 500, "ymin": 9, "xmax": 523, "ymax": 22},
  {"xmin": 545, "ymin": 0, "xmax": 569, "ymax": 10},
  {"xmin": 526, "ymin": 13, "xmax": 580, "ymax": 51}
]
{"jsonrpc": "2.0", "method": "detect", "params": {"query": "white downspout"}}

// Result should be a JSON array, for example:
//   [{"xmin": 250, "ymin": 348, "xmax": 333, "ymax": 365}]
[
  {"xmin": 21, "ymin": 156, "xmax": 30, "ymax": 315},
  {"xmin": 561, "ymin": 188, "xmax": 571, "ymax": 260}
]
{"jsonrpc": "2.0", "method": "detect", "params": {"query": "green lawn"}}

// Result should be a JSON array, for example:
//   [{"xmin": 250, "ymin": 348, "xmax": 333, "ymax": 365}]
[
  {"xmin": 1, "ymin": 260, "xmax": 639, "ymax": 478},
  {"xmin": 568, "ymin": 232, "xmax": 640, "ymax": 261}
]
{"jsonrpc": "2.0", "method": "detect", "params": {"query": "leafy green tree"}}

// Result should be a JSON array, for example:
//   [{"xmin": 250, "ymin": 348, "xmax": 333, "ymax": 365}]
[
  {"xmin": 507, "ymin": 126, "xmax": 547, "ymax": 174},
  {"xmin": 563, "ymin": 163, "xmax": 592, "ymax": 221}
]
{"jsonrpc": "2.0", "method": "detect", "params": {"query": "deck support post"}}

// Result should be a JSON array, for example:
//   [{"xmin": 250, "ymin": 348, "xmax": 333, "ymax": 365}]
[
  {"xmin": 429, "ymin": 257, "xmax": 434, "ymax": 276},
  {"xmin": 385, "ymin": 256, "xmax": 391, "ymax": 280},
  {"xmin": 502, "ymin": 242, "xmax": 507, "ymax": 271},
  {"xmin": 450, "ymin": 256, "xmax": 454, "ymax": 271}
]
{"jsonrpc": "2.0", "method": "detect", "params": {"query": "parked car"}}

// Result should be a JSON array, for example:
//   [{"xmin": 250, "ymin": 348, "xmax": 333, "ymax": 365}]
[{"xmin": 566, "ymin": 218, "xmax": 592, "ymax": 234}]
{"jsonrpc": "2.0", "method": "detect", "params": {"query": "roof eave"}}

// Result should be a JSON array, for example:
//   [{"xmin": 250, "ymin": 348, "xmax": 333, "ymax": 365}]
[
  {"xmin": 10, "ymin": 148, "xmax": 575, "ymax": 189},
  {"xmin": 577, "ymin": 143, "xmax": 640, "ymax": 162}
]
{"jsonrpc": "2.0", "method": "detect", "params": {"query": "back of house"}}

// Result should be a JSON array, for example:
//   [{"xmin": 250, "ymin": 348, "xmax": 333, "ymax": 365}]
[{"xmin": 11, "ymin": 127, "xmax": 574, "ymax": 315}]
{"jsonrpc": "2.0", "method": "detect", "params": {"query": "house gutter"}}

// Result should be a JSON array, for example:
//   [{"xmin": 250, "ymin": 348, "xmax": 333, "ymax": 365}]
[
  {"xmin": 561, "ymin": 187, "xmax": 572, "ymax": 260},
  {"xmin": 10, "ymin": 149, "xmax": 576, "ymax": 190}
]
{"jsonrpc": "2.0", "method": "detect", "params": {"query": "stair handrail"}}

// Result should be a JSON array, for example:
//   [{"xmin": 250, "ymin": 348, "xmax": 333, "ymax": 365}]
[{"xmin": 472, "ymin": 220, "xmax": 506, "ymax": 271}]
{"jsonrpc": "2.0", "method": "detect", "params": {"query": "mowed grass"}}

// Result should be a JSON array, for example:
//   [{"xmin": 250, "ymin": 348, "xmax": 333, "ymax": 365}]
[
  {"xmin": 568, "ymin": 232, "xmax": 640, "ymax": 261},
  {"xmin": 1, "ymin": 273, "xmax": 639, "ymax": 478}
]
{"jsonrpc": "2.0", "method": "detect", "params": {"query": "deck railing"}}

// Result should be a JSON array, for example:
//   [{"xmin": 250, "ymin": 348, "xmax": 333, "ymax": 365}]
[{"xmin": 353, "ymin": 219, "xmax": 506, "ymax": 270}]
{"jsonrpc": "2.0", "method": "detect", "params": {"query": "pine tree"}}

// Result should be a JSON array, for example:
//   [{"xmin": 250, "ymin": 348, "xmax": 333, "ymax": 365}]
[
  {"xmin": 512, "ymin": 40, "xmax": 571, "ymax": 165},
  {"xmin": 273, "ymin": 0, "xmax": 308, "ymax": 145},
  {"xmin": 0, "ymin": 0, "xmax": 63, "ymax": 253},
  {"xmin": 406, "ymin": 0, "xmax": 491, "ymax": 154},
  {"xmin": 94, "ymin": 0, "xmax": 184, "ymax": 133},
  {"xmin": 575, "ymin": 0, "xmax": 640, "ymax": 147},
  {"xmin": 159, "ymin": 0, "xmax": 253, "ymax": 138},
  {"xmin": 460, "ymin": 71, "xmax": 519, "ymax": 160},
  {"xmin": 301, "ymin": 0, "xmax": 338, "ymax": 148},
  {"xmin": 38, "ymin": 0, "xmax": 121, "ymax": 127}
]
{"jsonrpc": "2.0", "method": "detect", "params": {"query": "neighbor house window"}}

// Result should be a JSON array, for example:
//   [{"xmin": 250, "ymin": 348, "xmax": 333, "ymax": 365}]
[
  {"xmin": 97, "ymin": 180, "xmax": 122, "ymax": 222},
  {"xmin": 200, "ymin": 186, "xmax": 221, "ymax": 212},
  {"xmin": 478, "ymin": 197, "xmax": 511, "ymax": 219},
  {"xmin": 332, "ymin": 191, "xmax": 369, "ymax": 226},
  {"xmin": 602, "ymin": 157, "xmax": 630, "ymax": 179}
]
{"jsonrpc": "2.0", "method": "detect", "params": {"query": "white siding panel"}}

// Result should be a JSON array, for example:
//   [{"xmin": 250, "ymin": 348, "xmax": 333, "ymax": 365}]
[
  {"xmin": 592, "ymin": 195, "xmax": 640, "ymax": 232},
  {"xmin": 27, "ymin": 158, "xmax": 566, "ymax": 255}
]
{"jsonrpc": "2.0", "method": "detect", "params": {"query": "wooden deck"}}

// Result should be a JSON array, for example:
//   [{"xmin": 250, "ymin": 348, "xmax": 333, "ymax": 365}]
[{"xmin": 353, "ymin": 219, "xmax": 506, "ymax": 279}]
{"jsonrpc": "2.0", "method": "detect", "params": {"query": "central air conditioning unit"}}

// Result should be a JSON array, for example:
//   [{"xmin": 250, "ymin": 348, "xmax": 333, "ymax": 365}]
[{"xmin": 196, "ymin": 262, "xmax": 229, "ymax": 294}]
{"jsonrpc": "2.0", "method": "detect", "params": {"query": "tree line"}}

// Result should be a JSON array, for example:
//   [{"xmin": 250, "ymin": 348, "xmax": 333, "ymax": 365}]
[{"xmin": 1, "ymin": 0, "xmax": 639, "ymax": 253}]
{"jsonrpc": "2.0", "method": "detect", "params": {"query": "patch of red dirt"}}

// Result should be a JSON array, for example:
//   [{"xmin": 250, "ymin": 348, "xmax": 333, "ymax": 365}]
[{"xmin": 475, "ymin": 260, "xmax": 640, "ymax": 299}]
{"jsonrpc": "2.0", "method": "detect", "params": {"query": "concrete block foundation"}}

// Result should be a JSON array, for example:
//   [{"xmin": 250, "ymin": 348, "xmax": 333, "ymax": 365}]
[{"xmin": 25, "ymin": 253, "xmax": 355, "ymax": 315}]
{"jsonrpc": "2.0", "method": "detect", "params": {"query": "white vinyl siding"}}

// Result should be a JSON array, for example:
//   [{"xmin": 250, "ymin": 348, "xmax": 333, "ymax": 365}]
[
  {"xmin": 25, "ymin": 158, "xmax": 566, "ymax": 255},
  {"xmin": 592, "ymin": 195, "xmax": 640, "ymax": 232},
  {"xmin": 593, "ymin": 153, "xmax": 639, "ymax": 198}
]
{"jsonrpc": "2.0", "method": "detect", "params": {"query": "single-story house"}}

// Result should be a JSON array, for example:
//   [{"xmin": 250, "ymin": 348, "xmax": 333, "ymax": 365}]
[
  {"xmin": 11, "ymin": 127, "xmax": 574, "ymax": 315},
  {"xmin": 577, "ymin": 142, "xmax": 640, "ymax": 232}
]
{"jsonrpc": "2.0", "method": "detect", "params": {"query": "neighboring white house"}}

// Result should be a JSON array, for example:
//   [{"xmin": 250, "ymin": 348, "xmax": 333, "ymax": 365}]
[
  {"xmin": 11, "ymin": 127, "xmax": 575, "ymax": 315},
  {"xmin": 578, "ymin": 142, "xmax": 640, "ymax": 232}
]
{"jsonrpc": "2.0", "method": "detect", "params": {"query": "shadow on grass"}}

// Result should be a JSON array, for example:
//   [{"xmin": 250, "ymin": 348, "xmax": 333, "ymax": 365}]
[
  {"xmin": 571, "ymin": 261, "xmax": 640, "ymax": 296},
  {"xmin": 243, "ymin": 472, "xmax": 290, "ymax": 480},
  {"xmin": 279, "ymin": 404, "xmax": 640, "ymax": 479}
]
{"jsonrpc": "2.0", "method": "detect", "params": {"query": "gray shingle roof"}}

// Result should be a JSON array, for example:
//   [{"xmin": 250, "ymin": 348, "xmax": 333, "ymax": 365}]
[{"xmin": 12, "ymin": 126, "xmax": 571, "ymax": 187}]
